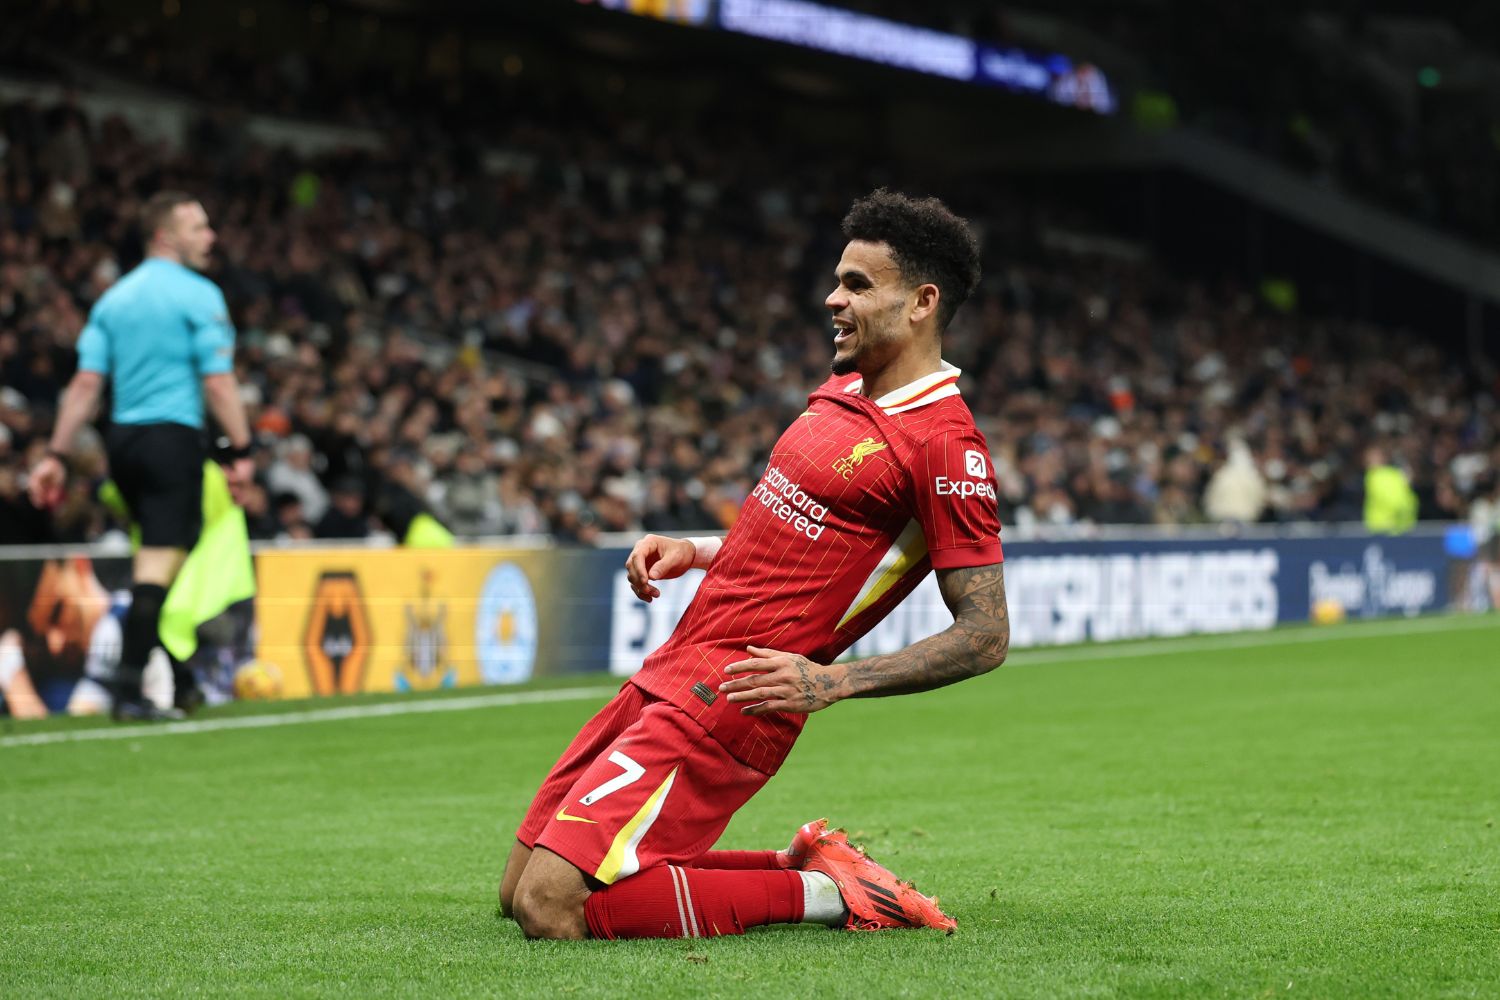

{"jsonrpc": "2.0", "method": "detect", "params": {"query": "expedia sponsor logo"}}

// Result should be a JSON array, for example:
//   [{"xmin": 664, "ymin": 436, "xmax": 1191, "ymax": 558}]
[
  {"xmin": 832, "ymin": 437, "xmax": 888, "ymax": 479},
  {"xmin": 751, "ymin": 466, "xmax": 828, "ymax": 540},
  {"xmin": 935, "ymin": 476, "xmax": 997, "ymax": 500},
  {"xmin": 303, "ymin": 571, "xmax": 370, "ymax": 696}
]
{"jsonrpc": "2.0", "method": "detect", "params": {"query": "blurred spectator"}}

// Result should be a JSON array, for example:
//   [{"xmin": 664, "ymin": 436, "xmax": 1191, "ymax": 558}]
[
  {"xmin": 272, "ymin": 493, "xmax": 309, "ymax": 541},
  {"xmin": 1203, "ymin": 439, "xmax": 1270, "ymax": 525},
  {"xmin": 1471, "ymin": 475, "xmax": 1500, "ymax": 609},
  {"xmin": 1471, "ymin": 475, "xmax": 1500, "ymax": 548},
  {"xmin": 436, "ymin": 450, "xmax": 502, "ymax": 537},
  {"xmin": 0, "ymin": 459, "xmax": 52, "ymax": 544},
  {"xmin": 265, "ymin": 435, "xmax": 329, "ymax": 524},
  {"xmin": 239, "ymin": 480, "xmax": 279, "ymax": 542},
  {"xmin": 315, "ymin": 478, "xmax": 371, "ymax": 540},
  {"xmin": 1363, "ymin": 445, "xmax": 1419, "ymax": 535},
  {"xmin": 495, "ymin": 472, "xmax": 549, "ymax": 536}
]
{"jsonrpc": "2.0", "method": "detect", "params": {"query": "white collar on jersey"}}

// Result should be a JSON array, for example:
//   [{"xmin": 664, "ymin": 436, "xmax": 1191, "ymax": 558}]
[{"xmin": 842, "ymin": 361, "xmax": 963, "ymax": 415}]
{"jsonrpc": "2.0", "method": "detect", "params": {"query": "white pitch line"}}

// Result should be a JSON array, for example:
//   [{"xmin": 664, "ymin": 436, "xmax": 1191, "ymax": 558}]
[
  {"xmin": 3, "ymin": 614, "xmax": 1495, "ymax": 750},
  {"xmin": 0, "ymin": 686, "xmax": 620, "ymax": 749}
]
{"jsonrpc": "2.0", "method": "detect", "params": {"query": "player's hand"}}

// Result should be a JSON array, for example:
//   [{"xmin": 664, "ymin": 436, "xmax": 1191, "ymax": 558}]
[
  {"xmin": 26, "ymin": 455, "xmax": 67, "ymax": 510},
  {"xmin": 222, "ymin": 456, "xmax": 256, "ymax": 506},
  {"xmin": 624, "ymin": 534, "xmax": 697, "ymax": 602},
  {"xmin": 721, "ymin": 646, "xmax": 845, "ymax": 716}
]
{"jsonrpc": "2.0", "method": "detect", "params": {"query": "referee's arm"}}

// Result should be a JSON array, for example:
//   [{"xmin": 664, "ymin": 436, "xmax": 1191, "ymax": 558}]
[
  {"xmin": 193, "ymin": 285, "xmax": 255, "ymax": 498},
  {"xmin": 203, "ymin": 373, "xmax": 250, "ymax": 450},
  {"xmin": 203, "ymin": 371, "xmax": 255, "ymax": 495},
  {"xmin": 28, "ymin": 369, "xmax": 105, "ymax": 509}
]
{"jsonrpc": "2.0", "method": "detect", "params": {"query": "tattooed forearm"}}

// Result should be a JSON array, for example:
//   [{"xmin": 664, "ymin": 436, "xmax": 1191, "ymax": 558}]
[{"xmin": 844, "ymin": 563, "xmax": 1010, "ymax": 699}]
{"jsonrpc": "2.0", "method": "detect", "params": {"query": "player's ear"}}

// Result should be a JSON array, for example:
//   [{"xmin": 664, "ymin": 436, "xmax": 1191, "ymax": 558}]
[{"xmin": 910, "ymin": 283, "xmax": 940, "ymax": 325}]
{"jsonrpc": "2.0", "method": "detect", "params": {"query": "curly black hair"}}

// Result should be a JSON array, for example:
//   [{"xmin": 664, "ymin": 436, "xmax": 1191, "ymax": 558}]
[{"xmin": 841, "ymin": 189, "xmax": 981, "ymax": 331}]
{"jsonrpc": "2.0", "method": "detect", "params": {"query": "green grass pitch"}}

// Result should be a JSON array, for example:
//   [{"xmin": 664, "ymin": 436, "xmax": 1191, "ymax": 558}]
[{"xmin": 2, "ymin": 615, "xmax": 1497, "ymax": 998}]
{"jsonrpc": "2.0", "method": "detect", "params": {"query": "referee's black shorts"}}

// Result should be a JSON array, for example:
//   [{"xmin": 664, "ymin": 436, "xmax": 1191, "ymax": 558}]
[{"xmin": 105, "ymin": 422, "xmax": 206, "ymax": 550}]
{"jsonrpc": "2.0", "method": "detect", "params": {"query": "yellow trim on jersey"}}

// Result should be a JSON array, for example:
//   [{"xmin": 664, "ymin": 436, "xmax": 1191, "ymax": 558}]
[
  {"xmin": 883, "ymin": 374, "xmax": 958, "ymax": 410},
  {"xmin": 594, "ymin": 768, "xmax": 678, "ymax": 884},
  {"xmin": 860, "ymin": 361, "xmax": 963, "ymax": 412},
  {"xmin": 837, "ymin": 520, "xmax": 929, "ymax": 629}
]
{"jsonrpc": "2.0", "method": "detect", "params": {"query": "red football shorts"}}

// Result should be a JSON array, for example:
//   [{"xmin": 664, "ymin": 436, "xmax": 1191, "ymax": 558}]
[{"xmin": 516, "ymin": 683, "xmax": 771, "ymax": 884}]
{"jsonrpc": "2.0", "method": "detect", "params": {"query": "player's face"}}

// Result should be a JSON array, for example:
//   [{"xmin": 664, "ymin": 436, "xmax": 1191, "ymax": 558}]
[
  {"xmin": 825, "ymin": 240, "xmax": 911, "ymax": 377},
  {"xmin": 28, "ymin": 558, "xmax": 109, "ymax": 656},
  {"xmin": 166, "ymin": 202, "xmax": 216, "ymax": 270}
]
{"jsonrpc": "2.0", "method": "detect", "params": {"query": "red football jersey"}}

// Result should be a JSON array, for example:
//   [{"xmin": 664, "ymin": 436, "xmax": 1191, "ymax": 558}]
[{"xmin": 630, "ymin": 364, "xmax": 1004, "ymax": 775}]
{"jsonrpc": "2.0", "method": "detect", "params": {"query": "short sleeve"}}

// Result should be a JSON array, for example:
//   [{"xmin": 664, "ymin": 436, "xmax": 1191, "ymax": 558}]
[
  {"xmin": 76, "ymin": 314, "xmax": 110, "ymax": 374},
  {"xmin": 910, "ymin": 423, "xmax": 1004, "ymax": 569},
  {"xmin": 191, "ymin": 284, "xmax": 236, "ymax": 375}
]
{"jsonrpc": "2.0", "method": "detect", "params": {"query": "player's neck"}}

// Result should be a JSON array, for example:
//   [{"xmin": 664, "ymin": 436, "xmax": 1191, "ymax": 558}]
[
  {"xmin": 857, "ymin": 348, "xmax": 945, "ymax": 401},
  {"xmin": 148, "ymin": 247, "xmax": 184, "ymax": 267}
]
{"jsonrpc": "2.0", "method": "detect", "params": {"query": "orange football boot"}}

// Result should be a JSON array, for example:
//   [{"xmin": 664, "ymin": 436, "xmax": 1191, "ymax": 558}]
[
  {"xmin": 779, "ymin": 817, "xmax": 829, "ymax": 869},
  {"xmin": 803, "ymin": 831, "xmax": 957, "ymax": 933}
]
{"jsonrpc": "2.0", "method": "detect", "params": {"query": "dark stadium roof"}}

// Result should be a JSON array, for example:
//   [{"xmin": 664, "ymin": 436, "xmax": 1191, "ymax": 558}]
[{"xmin": 334, "ymin": 0, "xmax": 1500, "ymax": 50}]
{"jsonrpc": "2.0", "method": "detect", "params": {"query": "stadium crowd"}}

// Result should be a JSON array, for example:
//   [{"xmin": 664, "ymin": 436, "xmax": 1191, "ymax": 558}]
[{"xmin": 1, "ymin": 82, "xmax": 1498, "ymax": 548}]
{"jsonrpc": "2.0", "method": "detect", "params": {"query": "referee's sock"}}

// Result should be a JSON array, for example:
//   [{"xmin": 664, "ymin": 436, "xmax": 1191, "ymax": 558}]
[{"xmin": 117, "ymin": 583, "xmax": 168, "ymax": 701}]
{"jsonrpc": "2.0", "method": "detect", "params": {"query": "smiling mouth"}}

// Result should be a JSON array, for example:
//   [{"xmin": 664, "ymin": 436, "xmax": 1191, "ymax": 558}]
[{"xmin": 833, "ymin": 321, "xmax": 854, "ymax": 345}]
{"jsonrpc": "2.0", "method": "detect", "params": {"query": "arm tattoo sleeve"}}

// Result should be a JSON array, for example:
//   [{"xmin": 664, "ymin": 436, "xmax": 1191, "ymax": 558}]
[{"xmin": 843, "ymin": 563, "xmax": 1010, "ymax": 699}]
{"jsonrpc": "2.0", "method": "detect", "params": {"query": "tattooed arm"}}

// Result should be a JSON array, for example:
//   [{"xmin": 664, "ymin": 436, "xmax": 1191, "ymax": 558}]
[
  {"xmin": 719, "ymin": 563, "xmax": 1009, "ymax": 716},
  {"xmin": 844, "ymin": 562, "xmax": 1010, "ymax": 697}
]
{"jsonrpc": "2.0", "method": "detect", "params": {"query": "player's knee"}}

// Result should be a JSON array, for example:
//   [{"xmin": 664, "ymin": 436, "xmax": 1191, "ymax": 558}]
[
  {"xmin": 499, "ymin": 841, "xmax": 532, "ymax": 919},
  {"xmin": 512, "ymin": 882, "xmax": 587, "ymax": 940},
  {"xmin": 499, "ymin": 869, "xmax": 520, "ymax": 919}
]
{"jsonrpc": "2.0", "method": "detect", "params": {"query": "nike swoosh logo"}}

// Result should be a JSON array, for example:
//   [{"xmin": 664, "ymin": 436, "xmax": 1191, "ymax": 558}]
[{"xmin": 555, "ymin": 807, "xmax": 598, "ymax": 825}]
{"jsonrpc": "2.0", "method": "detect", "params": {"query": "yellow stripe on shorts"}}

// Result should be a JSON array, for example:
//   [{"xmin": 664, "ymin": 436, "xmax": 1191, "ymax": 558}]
[{"xmin": 593, "ymin": 768, "xmax": 678, "ymax": 884}]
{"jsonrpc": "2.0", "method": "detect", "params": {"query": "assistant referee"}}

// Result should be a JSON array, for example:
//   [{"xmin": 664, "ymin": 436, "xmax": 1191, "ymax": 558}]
[{"xmin": 28, "ymin": 191, "xmax": 254, "ymax": 721}]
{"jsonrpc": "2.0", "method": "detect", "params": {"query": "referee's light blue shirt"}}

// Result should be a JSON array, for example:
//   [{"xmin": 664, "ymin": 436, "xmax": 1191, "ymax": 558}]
[{"xmin": 75, "ymin": 258, "xmax": 236, "ymax": 429}]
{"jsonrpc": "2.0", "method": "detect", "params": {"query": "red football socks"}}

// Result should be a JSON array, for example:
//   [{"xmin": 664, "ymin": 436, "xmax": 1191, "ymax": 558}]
[
  {"xmin": 683, "ymin": 850, "xmax": 786, "ymax": 870},
  {"xmin": 583, "ymin": 866, "xmax": 805, "ymax": 939}
]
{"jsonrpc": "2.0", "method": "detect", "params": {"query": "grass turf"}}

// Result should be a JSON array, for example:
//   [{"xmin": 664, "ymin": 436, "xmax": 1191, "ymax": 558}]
[{"xmin": 2, "ymin": 615, "xmax": 1497, "ymax": 998}]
